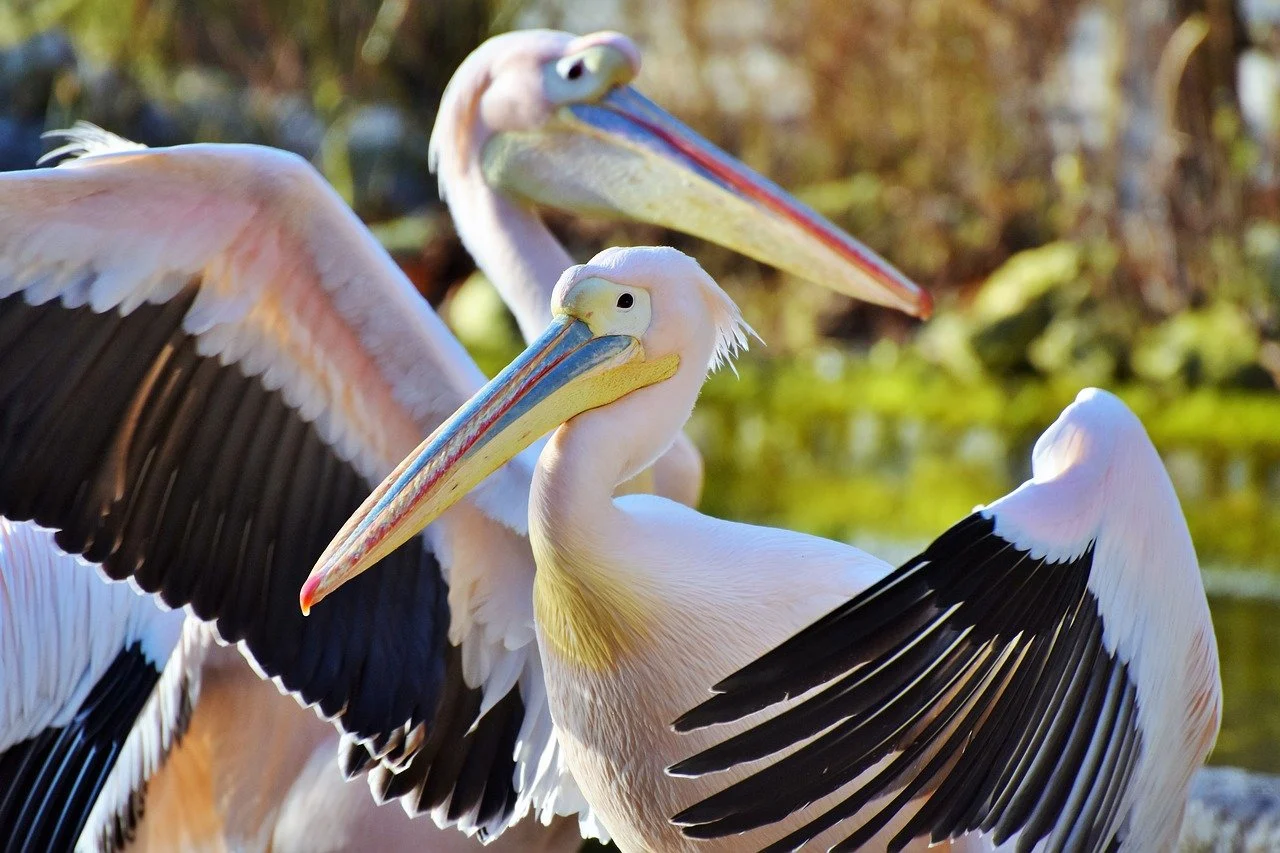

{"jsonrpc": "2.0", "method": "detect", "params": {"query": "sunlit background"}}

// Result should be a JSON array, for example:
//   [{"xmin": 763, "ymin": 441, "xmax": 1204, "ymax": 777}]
[{"xmin": 2, "ymin": 0, "xmax": 1278, "ymax": 794}]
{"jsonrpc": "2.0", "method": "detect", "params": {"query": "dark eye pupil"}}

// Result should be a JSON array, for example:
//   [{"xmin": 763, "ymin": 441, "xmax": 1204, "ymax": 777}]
[
  {"xmin": 617, "ymin": 293, "xmax": 634, "ymax": 309},
  {"xmin": 566, "ymin": 60, "xmax": 584, "ymax": 80}
]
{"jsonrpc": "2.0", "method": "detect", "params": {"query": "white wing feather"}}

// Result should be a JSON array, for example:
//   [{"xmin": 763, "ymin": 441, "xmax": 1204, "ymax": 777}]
[
  {"xmin": 0, "ymin": 518, "xmax": 182, "ymax": 752},
  {"xmin": 76, "ymin": 621, "xmax": 211, "ymax": 853}
]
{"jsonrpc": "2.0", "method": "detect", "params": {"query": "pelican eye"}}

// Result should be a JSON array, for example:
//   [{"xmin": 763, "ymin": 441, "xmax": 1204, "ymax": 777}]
[
  {"xmin": 545, "ymin": 46, "xmax": 635, "ymax": 105},
  {"xmin": 561, "ymin": 277, "xmax": 650, "ymax": 336},
  {"xmin": 555, "ymin": 55, "xmax": 588, "ymax": 82}
]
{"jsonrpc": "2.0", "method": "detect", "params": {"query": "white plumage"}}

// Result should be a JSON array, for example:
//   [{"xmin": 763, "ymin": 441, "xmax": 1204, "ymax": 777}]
[{"xmin": 0, "ymin": 519, "xmax": 182, "ymax": 752}]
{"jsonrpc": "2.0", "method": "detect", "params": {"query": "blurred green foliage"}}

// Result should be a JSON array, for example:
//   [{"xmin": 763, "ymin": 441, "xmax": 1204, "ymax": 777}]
[
  {"xmin": 691, "ymin": 349, "xmax": 1280, "ymax": 573},
  {"xmin": 1, "ymin": 0, "xmax": 1276, "ymax": 378}
]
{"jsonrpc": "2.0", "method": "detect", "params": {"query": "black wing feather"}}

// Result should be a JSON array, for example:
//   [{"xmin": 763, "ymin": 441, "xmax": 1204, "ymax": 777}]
[
  {"xmin": 671, "ymin": 514, "xmax": 1141, "ymax": 853},
  {"xmin": 0, "ymin": 646, "xmax": 158, "ymax": 853},
  {"xmin": 0, "ymin": 288, "xmax": 520, "ymax": 835}
]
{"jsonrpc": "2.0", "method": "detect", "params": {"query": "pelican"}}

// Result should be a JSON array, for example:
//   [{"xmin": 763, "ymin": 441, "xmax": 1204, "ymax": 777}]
[
  {"xmin": 303, "ymin": 246, "xmax": 1222, "ymax": 852},
  {"xmin": 429, "ymin": 28, "xmax": 925, "ymax": 505},
  {"xmin": 0, "ymin": 28, "xmax": 928, "ymax": 850}
]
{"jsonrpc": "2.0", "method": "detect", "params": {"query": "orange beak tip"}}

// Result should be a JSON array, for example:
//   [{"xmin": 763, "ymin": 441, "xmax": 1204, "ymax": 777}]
[
  {"xmin": 299, "ymin": 573, "xmax": 324, "ymax": 616},
  {"xmin": 916, "ymin": 287, "xmax": 934, "ymax": 321}
]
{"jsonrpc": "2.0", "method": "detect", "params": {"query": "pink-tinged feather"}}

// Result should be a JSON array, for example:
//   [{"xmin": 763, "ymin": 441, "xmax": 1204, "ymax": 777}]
[{"xmin": 0, "ymin": 145, "xmax": 480, "ymax": 482}]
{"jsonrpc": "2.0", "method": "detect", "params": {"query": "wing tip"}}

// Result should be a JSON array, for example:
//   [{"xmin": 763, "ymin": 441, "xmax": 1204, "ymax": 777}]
[
  {"xmin": 671, "ymin": 701, "xmax": 724, "ymax": 734},
  {"xmin": 665, "ymin": 755, "xmax": 708, "ymax": 778}
]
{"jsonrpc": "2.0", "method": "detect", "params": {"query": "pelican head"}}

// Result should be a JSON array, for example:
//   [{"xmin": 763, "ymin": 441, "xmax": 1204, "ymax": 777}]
[
  {"xmin": 432, "ymin": 29, "xmax": 930, "ymax": 319},
  {"xmin": 302, "ymin": 247, "xmax": 732, "ymax": 611}
]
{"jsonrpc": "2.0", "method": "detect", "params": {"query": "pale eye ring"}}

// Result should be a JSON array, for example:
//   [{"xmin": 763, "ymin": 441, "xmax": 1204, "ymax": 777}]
[
  {"xmin": 616, "ymin": 292, "xmax": 634, "ymax": 310},
  {"xmin": 558, "ymin": 57, "xmax": 586, "ymax": 81}
]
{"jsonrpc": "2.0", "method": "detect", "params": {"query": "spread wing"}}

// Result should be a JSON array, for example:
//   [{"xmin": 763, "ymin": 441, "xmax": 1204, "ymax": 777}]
[
  {"xmin": 670, "ymin": 389, "xmax": 1221, "ymax": 853},
  {"xmin": 0, "ymin": 134, "xmax": 576, "ymax": 839}
]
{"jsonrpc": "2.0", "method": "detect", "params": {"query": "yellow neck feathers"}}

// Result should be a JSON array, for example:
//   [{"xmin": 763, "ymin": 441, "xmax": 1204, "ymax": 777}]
[
  {"xmin": 531, "ymin": 537, "xmax": 654, "ymax": 671},
  {"xmin": 528, "ymin": 353, "xmax": 680, "ymax": 670}
]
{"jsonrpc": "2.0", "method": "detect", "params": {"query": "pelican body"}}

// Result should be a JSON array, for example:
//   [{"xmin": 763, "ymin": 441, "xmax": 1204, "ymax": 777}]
[
  {"xmin": 307, "ymin": 246, "xmax": 1222, "ymax": 852},
  {"xmin": 0, "ymin": 29, "xmax": 929, "ymax": 851}
]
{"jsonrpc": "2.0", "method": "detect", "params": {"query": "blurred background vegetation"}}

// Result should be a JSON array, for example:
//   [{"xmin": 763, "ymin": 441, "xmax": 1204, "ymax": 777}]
[{"xmin": 2, "ymin": 0, "xmax": 1279, "ymax": 779}]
